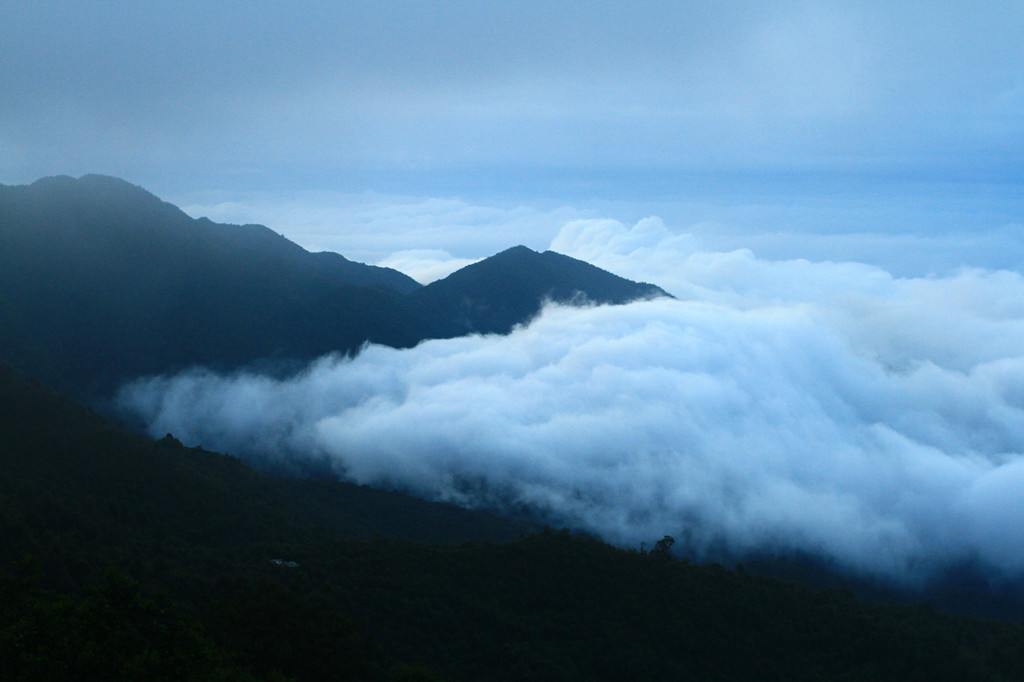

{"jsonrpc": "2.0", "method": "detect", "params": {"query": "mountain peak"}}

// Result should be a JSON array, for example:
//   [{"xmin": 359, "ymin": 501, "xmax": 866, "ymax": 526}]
[
  {"xmin": 0, "ymin": 175, "xmax": 671, "ymax": 399},
  {"xmin": 29, "ymin": 173, "xmax": 161, "ymax": 202},
  {"xmin": 415, "ymin": 243, "xmax": 670, "ymax": 335},
  {"xmin": 500, "ymin": 244, "xmax": 535, "ymax": 255}
]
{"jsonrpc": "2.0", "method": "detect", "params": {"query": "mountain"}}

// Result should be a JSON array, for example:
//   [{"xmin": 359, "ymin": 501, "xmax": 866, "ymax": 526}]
[
  {"xmin": 0, "ymin": 174, "xmax": 420, "ymax": 294},
  {"xmin": 0, "ymin": 175, "xmax": 668, "ymax": 401},
  {"xmin": 415, "ymin": 245, "xmax": 668, "ymax": 335},
  {"xmin": 5, "ymin": 362, "xmax": 1024, "ymax": 681},
  {"xmin": 0, "ymin": 175, "xmax": 432, "ymax": 399},
  {"xmin": 0, "ymin": 362, "xmax": 536, "ymax": 586}
]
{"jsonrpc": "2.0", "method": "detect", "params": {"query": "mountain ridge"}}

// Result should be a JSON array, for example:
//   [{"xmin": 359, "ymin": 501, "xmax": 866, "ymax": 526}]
[
  {"xmin": 415, "ymin": 243, "xmax": 668, "ymax": 335},
  {"xmin": 0, "ymin": 174, "xmax": 670, "ymax": 401}
]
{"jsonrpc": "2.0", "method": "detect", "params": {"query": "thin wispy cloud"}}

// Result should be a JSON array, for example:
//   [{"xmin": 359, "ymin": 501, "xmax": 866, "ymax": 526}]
[
  {"xmin": 176, "ymin": 187, "xmax": 1024, "ymax": 281},
  {"xmin": 176, "ymin": 190, "xmax": 586, "ymax": 270}
]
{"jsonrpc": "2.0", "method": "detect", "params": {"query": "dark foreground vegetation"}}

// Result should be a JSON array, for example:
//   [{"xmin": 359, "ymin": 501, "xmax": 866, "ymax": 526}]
[{"xmin": 5, "ymin": 365, "xmax": 1024, "ymax": 681}]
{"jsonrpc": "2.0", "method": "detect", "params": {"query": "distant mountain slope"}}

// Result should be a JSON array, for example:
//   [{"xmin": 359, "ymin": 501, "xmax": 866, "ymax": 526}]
[
  {"xmin": 415, "ymin": 245, "xmax": 669, "ymax": 334},
  {"xmin": 0, "ymin": 175, "xmax": 435, "ymax": 398},
  {"xmin": 2, "ymin": 174, "xmax": 421, "ymax": 292},
  {"xmin": 0, "ymin": 175, "xmax": 670, "ymax": 401},
  {"xmin": 0, "ymin": 363, "xmax": 535, "ymax": 590},
  {"xmin": 5, "ymin": 363, "xmax": 1024, "ymax": 681}
]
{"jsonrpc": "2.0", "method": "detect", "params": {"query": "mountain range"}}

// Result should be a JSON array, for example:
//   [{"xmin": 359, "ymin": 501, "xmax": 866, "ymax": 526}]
[
  {"xmin": 0, "ymin": 174, "xmax": 667, "ymax": 401},
  {"xmin": 6, "ymin": 175, "xmax": 1024, "ymax": 679}
]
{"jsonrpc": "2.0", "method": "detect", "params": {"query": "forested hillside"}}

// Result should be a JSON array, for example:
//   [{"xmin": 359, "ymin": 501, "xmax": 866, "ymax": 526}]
[{"xmin": 4, "ymin": 364, "xmax": 1024, "ymax": 681}]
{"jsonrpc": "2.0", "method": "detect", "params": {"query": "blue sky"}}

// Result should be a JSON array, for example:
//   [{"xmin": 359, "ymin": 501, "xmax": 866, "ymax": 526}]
[{"xmin": 2, "ymin": 2, "xmax": 1022, "ymax": 275}]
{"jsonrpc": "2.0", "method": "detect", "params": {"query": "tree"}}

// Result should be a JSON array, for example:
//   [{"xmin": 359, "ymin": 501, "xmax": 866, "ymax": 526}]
[{"xmin": 653, "ymin": 535, "xmax": 675, "ymax": 556}]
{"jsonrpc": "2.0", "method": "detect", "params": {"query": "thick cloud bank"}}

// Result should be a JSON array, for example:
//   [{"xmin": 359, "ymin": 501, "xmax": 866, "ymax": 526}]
[{"xmin": 119, "ymin": 219, "xmax": 1024, "ymax": 582}]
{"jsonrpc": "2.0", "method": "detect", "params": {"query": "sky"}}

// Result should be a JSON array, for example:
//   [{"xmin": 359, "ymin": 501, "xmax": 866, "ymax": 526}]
[
  {"xmin": 2, "ymin": 1, "xmax": 1022, "ymax": 275},
  {"xmin": 6, "ymin": 2, "xmax": 1024, "ymax": 582}
]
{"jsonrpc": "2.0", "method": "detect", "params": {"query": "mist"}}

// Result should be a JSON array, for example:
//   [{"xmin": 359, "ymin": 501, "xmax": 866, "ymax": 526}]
[{"xmin": 118, "ymin": 218, "xmax": 1024, "ymax": 584}]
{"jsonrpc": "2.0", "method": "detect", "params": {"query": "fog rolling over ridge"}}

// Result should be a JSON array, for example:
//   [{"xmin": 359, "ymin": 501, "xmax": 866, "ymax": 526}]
[{"xmin": 119, "ymin": 218, "xmax": 1024, "ymax": 584}]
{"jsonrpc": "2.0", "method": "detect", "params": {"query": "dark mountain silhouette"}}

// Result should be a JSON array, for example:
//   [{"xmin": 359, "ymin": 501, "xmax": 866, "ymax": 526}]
[
  {"xmin": 414, "ymin": 244, "xmax": 667, "ymax": 334},
  {"xmin": 0, "ymin": 175, "xmax": 668, "ymax": 401}
]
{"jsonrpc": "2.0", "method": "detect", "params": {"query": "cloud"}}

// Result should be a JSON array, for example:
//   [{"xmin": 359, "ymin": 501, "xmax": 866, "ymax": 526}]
[
  {"xmin": 175, "ymin": 182, "xmax": 1024, "ymax": 281},
  {"xmin": 176, "ymin": 190, "xmax": 586, "ymax": 267},
  {"xmin": 374, "ymin": 250, "xmax": 479, "ymax": 284},
  {"xmin": 118, "ymin": 223, "xmax": 1024, "ymax": 583}
]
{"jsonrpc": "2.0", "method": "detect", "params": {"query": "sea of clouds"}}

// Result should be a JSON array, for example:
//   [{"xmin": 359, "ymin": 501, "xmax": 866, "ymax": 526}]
[{"xmin": 118, "ymin": 216, "xmax": 1024, "ymax": 584}]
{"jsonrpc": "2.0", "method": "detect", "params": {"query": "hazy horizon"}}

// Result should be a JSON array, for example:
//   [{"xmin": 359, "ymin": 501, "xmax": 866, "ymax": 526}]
[{"xmin": 3, "ymin": 2, "xmax": 1022, "ymax": 276}]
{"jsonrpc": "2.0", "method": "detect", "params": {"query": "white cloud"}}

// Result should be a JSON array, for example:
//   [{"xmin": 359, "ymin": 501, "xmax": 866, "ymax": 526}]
[
  {"xmin": 119, "ymin": 226, "xmax": 1024, "ymax": 583},
  {"xmin": 173, "ymin": 182, "xmax": 1024, "ymax": 282},
  {"xmin": 375, "ymin": 250, "xmax": 479, "ymax": 284},
  {"xmin": 177, "ymin": 190, "xmax": 586, "ymax": 267}
]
